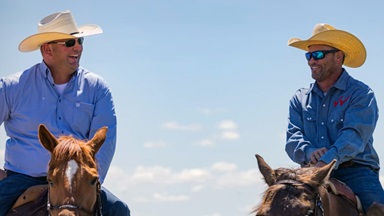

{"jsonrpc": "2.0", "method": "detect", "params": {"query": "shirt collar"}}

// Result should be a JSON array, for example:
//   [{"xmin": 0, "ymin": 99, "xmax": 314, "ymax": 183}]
[{"xmin": 38, "ymin": 60, "xmax": 79, "ymax": 83}]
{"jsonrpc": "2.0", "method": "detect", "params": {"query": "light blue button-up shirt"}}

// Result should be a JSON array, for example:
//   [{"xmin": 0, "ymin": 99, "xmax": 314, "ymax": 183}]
[
  {"xmin": 0, "ymin": 61, "xmax": 117, "ymax": 183},
  {"xmin": 286, "ymin": 69, "xmax": 380, "ymax": 170}
]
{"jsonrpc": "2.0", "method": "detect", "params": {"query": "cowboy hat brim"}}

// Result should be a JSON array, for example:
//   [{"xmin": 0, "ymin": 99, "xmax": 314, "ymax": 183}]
[
  {"xmin": 19, "ymin": 24, "xmax": 103, "ymax": 52},
  {"xmin": 288, "ymin": 29, "xmax": 366, "ymax": 68}
]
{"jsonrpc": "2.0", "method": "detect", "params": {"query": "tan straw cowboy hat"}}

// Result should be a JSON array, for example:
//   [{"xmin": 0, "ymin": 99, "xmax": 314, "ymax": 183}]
[
  {"xmin": 288, "ymin": 23, "xmax": 366, "ymax": 68},
  {"xmin": 19, "ymin": 10, "xmax": 102, "ymax": 52}
]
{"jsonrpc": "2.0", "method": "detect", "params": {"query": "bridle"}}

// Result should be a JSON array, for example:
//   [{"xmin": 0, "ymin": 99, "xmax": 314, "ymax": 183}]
[
  {"xmin": 274, "ymin": 179, "xmax": 324, "ymax": 216},
  {"xmin": 47, "ymin": 180, "xmax": 103, "ymax": 216}
]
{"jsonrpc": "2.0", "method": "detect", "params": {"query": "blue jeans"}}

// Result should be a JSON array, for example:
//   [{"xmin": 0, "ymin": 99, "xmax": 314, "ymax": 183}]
[
  {"xmin": 331, "ymin": 166, "xmax": 384, "ymax": 213},
  {"xmin": 0, "ymin": 171, "xmax": 130, "ymax": 216}
]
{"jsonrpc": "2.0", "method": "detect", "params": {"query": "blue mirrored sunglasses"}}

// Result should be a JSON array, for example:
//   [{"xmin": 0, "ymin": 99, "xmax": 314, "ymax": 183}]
[
  {"xmin": 48, "ymin": 37, "xmax": 84, "ymax": 47},
  {"xmin": 305, "ymin": 49, "xmax": 339, "ymax": 61}
]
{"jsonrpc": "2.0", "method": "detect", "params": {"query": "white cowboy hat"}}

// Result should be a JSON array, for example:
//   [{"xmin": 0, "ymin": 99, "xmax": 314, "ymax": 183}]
[
  {"xmin": 288, "ymin": 23, "xmax": 366, "ymax": 68},
  {"xmin": 19, "ymin": 10, "xmax": 102, "ymax": 52}
]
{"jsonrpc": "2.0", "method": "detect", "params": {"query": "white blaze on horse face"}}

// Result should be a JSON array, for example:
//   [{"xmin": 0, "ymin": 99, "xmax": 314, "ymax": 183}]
[{"xmin": 66, "ymin": 159, "xmax": 79, "ymax": 192}]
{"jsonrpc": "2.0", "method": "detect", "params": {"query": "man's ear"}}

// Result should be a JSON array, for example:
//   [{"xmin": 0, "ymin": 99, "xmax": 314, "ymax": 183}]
[
  {"xmin": 41, "ymin": 43, "xmax": 52, "ymax": 56},
  {"xmin": 336, "ymin": 51, "xmax": 344, "ymax": 62}
]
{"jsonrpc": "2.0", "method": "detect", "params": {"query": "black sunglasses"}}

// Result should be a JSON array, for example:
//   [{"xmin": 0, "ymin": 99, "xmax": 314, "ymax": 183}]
[
  {"xmin": 48, "ymin": 37, "xmax": 84, "ymax": 47},
  {"xmin": 305, "ymin": 49, "xmax": 339, "ymax": 61}
]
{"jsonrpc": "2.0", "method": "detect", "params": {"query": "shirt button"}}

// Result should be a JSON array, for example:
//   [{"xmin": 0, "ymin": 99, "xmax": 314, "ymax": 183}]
[
  {"xmin": 323, "ymin": 104, "xmax": 326, "ymax": 107},
  {"xmin": 321, "ymin": 136, "xmax": 324, "ymax": 139},
  {"xmin": 321, "ymin": 122, "xmax": 324, "ymax": 125}
]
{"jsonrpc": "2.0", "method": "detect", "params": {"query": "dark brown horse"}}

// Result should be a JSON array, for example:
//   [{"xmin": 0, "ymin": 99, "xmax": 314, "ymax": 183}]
[{"xmin": 254, "ymin": 154, "xmax": 384, "ymax": 216}]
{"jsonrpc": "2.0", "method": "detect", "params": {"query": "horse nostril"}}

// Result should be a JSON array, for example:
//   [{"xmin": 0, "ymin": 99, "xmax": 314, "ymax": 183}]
[{"xmin": 305, "ymin": 209, "xmax": 314, "ymax": 216}]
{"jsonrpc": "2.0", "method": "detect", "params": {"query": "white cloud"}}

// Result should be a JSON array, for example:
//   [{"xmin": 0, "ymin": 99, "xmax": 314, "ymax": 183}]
[
  {"xmin": 131, "ymin": 165, "xmax": 173, "ymax": 183},
  {"xmin": 214, "ymin": 169, "xmax": 260, "ymax": 188},
  {"xmin": 153, "ymin": 192, "xmax": 190, "ymax": 202},
  {"xmin": 134, "ymin": 193, "xmax": 190, "ymax": 203},
  {"xmin": 107, "ymin": 162, "xmax": 261, "ymax": 189},
  {"xmin": 218, "ymin": 120, "xmax": 237, "ymax": 130},
  {"xmin": 221, "ymin": 131, "xmax": 240, "ymax": 140},
  {"xmin": 191, "ymin": 184, "xmax": 205, "ymax": 192},
  {"xmin": 143, "ymin": 140, "xmax": 167, "ymax": 148},
  {"xmin": 177, "ymin": 168, "xmax": 213, "ymax": 183},
  {"xmin": 211, "ymin": 162, "xmax": 237, "ymax": 172},
  {"xmin": 199, "ymin": 139, "xmax": 215, "ymax": 147},
  {"xmin": 162, "ymin": 121, "xmax": 201, "ymax": 131}
]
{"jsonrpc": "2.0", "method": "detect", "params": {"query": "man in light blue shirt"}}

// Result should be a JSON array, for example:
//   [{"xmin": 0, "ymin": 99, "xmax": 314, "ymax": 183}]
[
  {"xmin": 0, "ymin": 10, "xmax": 130, "ymax": 215},
  {"xmin": 286, "ymin": 23, "xmax": 384, "ymax": 213}
]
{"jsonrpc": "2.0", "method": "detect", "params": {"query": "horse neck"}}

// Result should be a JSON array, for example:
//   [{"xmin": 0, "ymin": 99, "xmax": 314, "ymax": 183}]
[{"xmin": 319, "ymin": 184, "xmax": 361, "ymax": 216}]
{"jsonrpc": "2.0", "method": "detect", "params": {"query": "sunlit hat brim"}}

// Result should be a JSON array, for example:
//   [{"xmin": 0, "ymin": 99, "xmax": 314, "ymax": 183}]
[
  {"xmin": 19, "ymin": 24, "xmax": 102, "ymax": 52},
  {"xmin": 288, "ymin": 29, "xmax": 366, "ymax": 68}
]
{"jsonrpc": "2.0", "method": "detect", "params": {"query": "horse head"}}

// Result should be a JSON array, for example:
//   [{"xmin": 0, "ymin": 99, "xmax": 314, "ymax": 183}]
[
  {"xmin": 38, "ymin": 124, "xmax": 107, "ymax": 216},
  {"xmin": 254, "ymin": 154, "xmax": 336, "ymax": 216}
]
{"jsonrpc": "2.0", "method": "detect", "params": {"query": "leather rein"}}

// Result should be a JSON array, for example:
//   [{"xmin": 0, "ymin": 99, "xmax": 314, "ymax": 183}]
[
  {"xmin": 275, "ymin": 179, "xmax": 324, "ymax": 216},
  {"xmin": 46, "ymin": 180, "xmax": 102, "ymax": 216}
]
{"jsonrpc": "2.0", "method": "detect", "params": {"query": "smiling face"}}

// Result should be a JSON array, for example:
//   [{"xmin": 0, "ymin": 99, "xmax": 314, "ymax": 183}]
[
  {"xmin": 50, "ymin": 40, "xmax": 82, "ymax": 71},
  {"xmin": 40, "ymin": 38, "xmax": 83, "ymax": 83},
  {"xmin": 307, "ymin": 44, "xmax": 344, "ymax": 92}
]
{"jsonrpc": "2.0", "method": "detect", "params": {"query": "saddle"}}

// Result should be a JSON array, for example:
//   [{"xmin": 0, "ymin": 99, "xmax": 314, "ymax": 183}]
[
  {"xmin": 326, "ymin": 178, "xmax": 363, "ymax": 214},
  {"xmin": 6, "ymin": 185, "xmax": 48, "ymax": 216}
]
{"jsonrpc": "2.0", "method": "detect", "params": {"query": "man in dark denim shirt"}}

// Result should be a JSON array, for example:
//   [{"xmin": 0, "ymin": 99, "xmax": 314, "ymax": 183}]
[{"xmin": 285, "ymin": 23, "xmax": 384, "ymax": 213}]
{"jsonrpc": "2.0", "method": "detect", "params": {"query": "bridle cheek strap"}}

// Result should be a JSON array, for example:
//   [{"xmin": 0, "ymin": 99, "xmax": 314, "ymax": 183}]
[{"xmin": 47, "ymin": 181, "xmax": 103, "ymax": 215}]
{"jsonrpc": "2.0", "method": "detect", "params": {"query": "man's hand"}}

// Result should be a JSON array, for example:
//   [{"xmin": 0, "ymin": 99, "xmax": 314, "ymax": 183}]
[
  {"xmin": 310, "ymin": 147, "xmax": 328, "ymax": 164},
  {"xmin": 0, "ymin": 169, "xmax": 6, "ymax": 180}
]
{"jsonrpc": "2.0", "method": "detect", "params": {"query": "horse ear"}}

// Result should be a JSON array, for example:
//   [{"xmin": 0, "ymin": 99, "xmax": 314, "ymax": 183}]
[
  {"xmin": 89, "ymin": 126, "xmax": 108, "ymax": 155},
  {"xmin": 255, "ymin": 154, "xmax": 276, "ymax": 186},
  {"xmin": 311, "ymin": 160, "xmax": 336, "ymax": 184},
  {"xmin": 38, "ymin": 124, "xmax": 59, "ymax": 153}
]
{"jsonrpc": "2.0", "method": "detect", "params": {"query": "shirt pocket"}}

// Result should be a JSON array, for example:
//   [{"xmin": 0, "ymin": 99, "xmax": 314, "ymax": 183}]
[
  {"xmin": 329, "ymin": 111, "xmax": 345, "ymax": 132},
  {"xmin": 303, "ymin": 109, "xmax": 317, "ymax": 140},
  {"xmin": 72, "ymin": 102, "xmax": 95, "ymax": 135}
]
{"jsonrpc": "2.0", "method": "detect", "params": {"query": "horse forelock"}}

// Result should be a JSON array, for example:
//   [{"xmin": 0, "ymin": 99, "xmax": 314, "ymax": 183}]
[
  {"xmin": 49, "ymin": 136, "xmax": 97, "ymax": 174},
  {"xmin": 254, "ymin": 167, "xmax": 320, "ymax": 216},
  {"xmin": 255, "ymin": 183, "xmax": 315, "ymax": 216}
]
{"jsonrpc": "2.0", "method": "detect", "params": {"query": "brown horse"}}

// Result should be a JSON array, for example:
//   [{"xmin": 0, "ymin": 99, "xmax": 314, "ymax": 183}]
[
  {"xmin": 6, "ymin": 124, "xmax": 107, "ymax": 216},
  {"xmin": 39, "ymin": 124, "xmax": 107, "ymax": 216},
  {"xmin": 254, "ymin": 154, "xmax": 384, "ymax": 216}
]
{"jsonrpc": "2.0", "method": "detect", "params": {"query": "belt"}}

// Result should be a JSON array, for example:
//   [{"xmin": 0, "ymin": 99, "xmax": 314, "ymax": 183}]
[
  {"xmin": 5, "ymin": 170, "xmax": 47, "ymax": 181},
  {"xmin": 338, "ymin": 161, "xmax": 366, "ymax": 169}
]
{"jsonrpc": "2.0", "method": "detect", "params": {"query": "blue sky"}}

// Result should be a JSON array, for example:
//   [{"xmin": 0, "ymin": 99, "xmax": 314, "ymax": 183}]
[{"xmin": 1, "ymin": 1, "xmax": 384, "ymax": 216}]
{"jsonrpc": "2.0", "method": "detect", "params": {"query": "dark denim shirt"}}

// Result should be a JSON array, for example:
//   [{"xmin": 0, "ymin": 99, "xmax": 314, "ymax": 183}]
[{"xmin": 286, "ymin": 69, "xmax": 380, "ymax": 170}]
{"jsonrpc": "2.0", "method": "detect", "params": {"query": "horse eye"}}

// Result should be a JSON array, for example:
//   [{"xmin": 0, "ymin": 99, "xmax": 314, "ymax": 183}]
[
  {"xmin": 48, "ymin": 179, "xmax": 54, "ymax": 186},
  {"xmin": 90, "ymin": 177, "xmax": 98, "ymax": 186}
]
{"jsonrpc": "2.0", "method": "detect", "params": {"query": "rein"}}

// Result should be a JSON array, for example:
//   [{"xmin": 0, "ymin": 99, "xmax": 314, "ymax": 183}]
[
  {"xmin": 275, "ymin": 179, "xmax": 324, "ymax": 216},
  {"xmin": 47, "ymin": 181, "xmax": 103, "ymax": 216}
]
